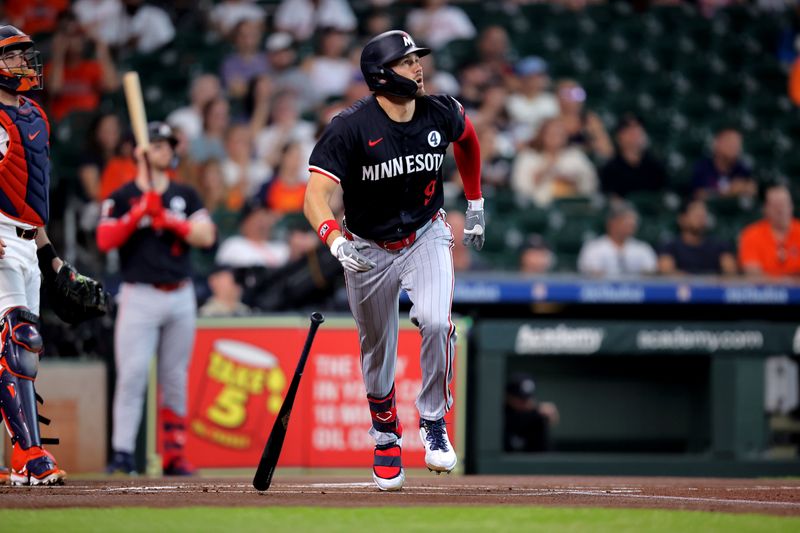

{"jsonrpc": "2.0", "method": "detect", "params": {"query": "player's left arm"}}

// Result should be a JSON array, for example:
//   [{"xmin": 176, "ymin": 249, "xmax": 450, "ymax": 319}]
[
  {"xmin": 155, "ymin": 188, "xmax": 216, "ymax": 248},
  {"xmin": 183, "ymin": 211, "xmax": 216, "ymax": 248},
  {"xmin": 34, "ymin": 229, "xmax": 110, "ymax": 324},
  {"xmin": 452, "ymin": 112, "xmax": 485, "ymax": 251},
  {"xmin": 34, "ymin": 229, "xmax": 63, "ymax": 273},
  {"xmin": 158, "ymin": 209, "xmax": 216, "ymax": 249}
]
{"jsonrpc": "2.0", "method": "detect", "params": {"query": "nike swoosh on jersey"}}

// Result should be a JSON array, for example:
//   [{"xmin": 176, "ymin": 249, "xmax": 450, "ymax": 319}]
[
  {"xmin": 28, "ymin": 130, "xmax": 41, "ymax": 141},
  {"xmin": 368, "ymin": 137, "xmax": 384, "ymax": 147}
]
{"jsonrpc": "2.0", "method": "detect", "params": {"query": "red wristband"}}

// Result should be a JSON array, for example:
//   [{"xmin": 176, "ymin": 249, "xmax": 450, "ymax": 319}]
[{"xmin": 317, "ymin": 219, "xmax": 340, "ymax": 243}]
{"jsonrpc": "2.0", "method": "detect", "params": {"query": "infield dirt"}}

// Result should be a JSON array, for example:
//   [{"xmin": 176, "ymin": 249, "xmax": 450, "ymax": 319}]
[{"xmin": 1, "ymin": 475, "xmax": 799, "ymax": 516}]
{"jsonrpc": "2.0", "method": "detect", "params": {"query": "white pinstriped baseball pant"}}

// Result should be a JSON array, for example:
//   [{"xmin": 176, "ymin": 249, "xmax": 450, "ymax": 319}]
[{"xmin": 344, "ymin": 211, "xmax": 456, "ymax": 446}]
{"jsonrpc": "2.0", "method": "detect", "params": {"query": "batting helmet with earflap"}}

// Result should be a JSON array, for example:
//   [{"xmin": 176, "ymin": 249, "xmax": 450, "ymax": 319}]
[
  {"xmin": 0, "ymin": 25, "xmax": 42, "ymax": 93},
  {"xmin": 148, "ymin": 122, "xmax": 179, "ymax": 148},
  {"xmin": 360, "ymin": 30, "xmax": 430, "ymax": 99}
]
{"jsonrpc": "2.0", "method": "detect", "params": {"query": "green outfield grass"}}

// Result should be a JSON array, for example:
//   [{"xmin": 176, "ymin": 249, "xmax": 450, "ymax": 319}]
[{"xmin": 1, "ymin": 507, "xmax": 797, "ymax": 532}]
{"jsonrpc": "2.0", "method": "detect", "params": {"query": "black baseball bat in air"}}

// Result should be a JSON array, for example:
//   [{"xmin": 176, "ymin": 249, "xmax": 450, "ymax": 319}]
[{"xmin": 253, "ymin": 312, "xmax": 325, "ymax": 491}]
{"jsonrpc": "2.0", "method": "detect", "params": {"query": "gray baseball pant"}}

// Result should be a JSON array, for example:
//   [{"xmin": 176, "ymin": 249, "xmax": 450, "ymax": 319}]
[{"xmin": 111, "ymin": 282, "xmax": 196, "ymax": 453}]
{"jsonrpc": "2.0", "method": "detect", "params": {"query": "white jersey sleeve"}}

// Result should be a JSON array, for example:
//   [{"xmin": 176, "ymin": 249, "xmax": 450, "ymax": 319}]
[{"xmin": 0, "ymin": 124, "xmax": 8, "ymax": 159}]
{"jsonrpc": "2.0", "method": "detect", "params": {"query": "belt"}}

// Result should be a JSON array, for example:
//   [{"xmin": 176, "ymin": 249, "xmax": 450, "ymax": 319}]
[
  {"xmin": 152, "ymin": 280, "xmax": 188, "ymax": 291},
  {"xmin": 16, "ymin": 227, "xmax": 38, "ymax": 240},
  {"xmin": 344, "ymin": 212, "xmax": 440, "ymax": 252}
]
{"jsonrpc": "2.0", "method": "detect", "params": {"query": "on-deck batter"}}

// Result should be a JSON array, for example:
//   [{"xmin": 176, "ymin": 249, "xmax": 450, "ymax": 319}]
[
  {"xmin": 304, "ymin": 30, "xmax": 485, "ymax": 491},
  {"xmin": 97, "ymin": 122, "xmax": 216, "ymax": 475}
]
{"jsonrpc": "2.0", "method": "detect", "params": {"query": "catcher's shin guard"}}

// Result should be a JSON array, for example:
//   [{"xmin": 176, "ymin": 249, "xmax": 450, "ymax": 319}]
[
  {"xmin": 0, "ymin": 309, "xmax": 64, "ymax": 485},
  {"xmin": 0, "ymin": 308, "xmax": 44, "ymax": 450}
]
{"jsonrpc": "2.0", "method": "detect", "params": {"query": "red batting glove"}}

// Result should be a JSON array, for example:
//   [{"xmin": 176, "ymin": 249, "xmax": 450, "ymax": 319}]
[
  {"xmin": 129, "ymin": 191, "xmax": 163, "ymax": 222},
  {"xmin": 158, "ymin": 211, "xmax": 191, "ymax": 239},
  {"xmin": 150, "ymin": 211, "xmax": 165, "ymax": 231},
  {"xmin": 142, "ymin": 190, "xmax": 163, "ymax": 217}
]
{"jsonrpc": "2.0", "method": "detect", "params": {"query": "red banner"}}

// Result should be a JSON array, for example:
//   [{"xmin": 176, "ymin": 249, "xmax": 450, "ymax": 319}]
[{"xmin": 179, "ymin": 320, "xmax": 460, "ymax": 469}]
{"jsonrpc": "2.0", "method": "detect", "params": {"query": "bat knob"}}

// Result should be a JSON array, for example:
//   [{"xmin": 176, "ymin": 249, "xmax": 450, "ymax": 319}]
[{"xmin": 310, "ymin": 312, "xmax": 325, "ymax": 324}]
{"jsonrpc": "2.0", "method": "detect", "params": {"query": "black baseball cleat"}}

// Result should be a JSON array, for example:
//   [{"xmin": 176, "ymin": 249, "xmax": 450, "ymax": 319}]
[
  {"xmin": 106, "ymin": 451, "xmax": 137, "ymax": 475},
  {"xmin": 163, "ymin": 456, "xmax": 197, "ymax": 476}
]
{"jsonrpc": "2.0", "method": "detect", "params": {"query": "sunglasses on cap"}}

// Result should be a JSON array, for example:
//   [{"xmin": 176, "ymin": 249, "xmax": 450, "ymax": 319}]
[{"xmin": 558, "ymin": 86, "xmax": 586, "ymax": 102}]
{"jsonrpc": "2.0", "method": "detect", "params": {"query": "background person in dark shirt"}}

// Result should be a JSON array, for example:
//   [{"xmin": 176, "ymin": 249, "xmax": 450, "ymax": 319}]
[
  {"xmin": 504, "ymin": 373, "xmax": 559, "ymax": 453},
  {"xmin": 690, "ymin": 127, "xmax": 757, "ymax": 200},
  {"xmin": 599, "ymin": 113, "xmax": 669, "ymax": 198},
  {"xmin": 658, "ymin": 199, "xmax": 737, "ymax": 275}
]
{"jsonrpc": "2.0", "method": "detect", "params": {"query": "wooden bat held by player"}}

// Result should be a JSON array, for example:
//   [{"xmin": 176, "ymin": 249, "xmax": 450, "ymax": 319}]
[
  {"xmin": 122, "ymin": 71, "xmax": 150, "ymax": 150},
  {"xmin": 253, "ymin": 312, "xmax": 325, "ymax": 491},
  {"xmin": 122, "ymin": 71, "xmax": 153, "ymax": 185}
]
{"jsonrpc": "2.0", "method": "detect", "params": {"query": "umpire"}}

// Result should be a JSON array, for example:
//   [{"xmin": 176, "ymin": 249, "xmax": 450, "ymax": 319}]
[
  {"xmin": 97, "ymin": 122, "xmax": 215, "ymax": 475},
  {"xmin": 304, "ymin": 30, "xmax": 484, "ymax": 491}
]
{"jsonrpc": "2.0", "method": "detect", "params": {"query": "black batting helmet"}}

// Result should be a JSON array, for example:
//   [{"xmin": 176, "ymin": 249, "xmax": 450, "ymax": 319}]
[
  {"xmin": 0, "ymin": 25, "xmax": 43, "ymax": 93},
  {"xmin": 148, "ymin": 122, "xmax": 179, "ymax": 148},
  {"xmin": 360, "ymin": 30, "xmax": 430, "ymax": 98}
]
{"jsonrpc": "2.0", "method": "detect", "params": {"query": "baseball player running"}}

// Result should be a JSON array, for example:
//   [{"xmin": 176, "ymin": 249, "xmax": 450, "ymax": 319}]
[
  {"xmin": 97, "ymin": 122, "xmax": 215, "ymax": 475},
  {"xmin": 304, "ymin": 30, "xmax": 484, "ymax": 491},
  {"xmin": 0, "ymin": 25, "xmax": 108, "ymax": 486}
]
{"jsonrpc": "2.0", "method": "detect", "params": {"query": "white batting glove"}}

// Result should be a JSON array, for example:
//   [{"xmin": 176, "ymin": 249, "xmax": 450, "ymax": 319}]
[
  {"xmin": 330, "ymin": 236, "xmax": 377, "ymax": 273},
  {"xmin": 463, "ymin": 198, "xmax": 485, "ymax": 251}
]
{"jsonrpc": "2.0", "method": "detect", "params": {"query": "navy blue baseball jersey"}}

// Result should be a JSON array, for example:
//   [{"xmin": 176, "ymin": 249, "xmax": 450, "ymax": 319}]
[
  {"xmin": 102, "ymin": 182, "xmax": 206, "ymax": 283},
  {"xmin": 309, "ymin": 94, "xmax": 466, "ymax": 241}
]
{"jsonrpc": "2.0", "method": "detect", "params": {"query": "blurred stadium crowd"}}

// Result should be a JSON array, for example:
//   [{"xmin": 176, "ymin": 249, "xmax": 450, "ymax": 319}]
[{"xmin": 3, "ymin": 0, "xmax": 799, "ymax": 353}]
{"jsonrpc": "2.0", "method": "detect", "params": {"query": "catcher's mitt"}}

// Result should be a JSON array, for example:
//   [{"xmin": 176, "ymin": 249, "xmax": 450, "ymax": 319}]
[{"xmin": 47, "ymin": 262, "xmax": 110, "ymax": 325}]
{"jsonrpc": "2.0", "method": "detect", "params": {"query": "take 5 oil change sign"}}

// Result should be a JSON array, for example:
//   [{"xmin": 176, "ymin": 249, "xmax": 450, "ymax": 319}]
[{"xmin": 163, "ymin": 317, "xmax": 464, "ymax": 469}]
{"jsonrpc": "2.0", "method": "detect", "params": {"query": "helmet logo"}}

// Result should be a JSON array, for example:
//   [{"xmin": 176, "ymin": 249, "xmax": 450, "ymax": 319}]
[
  {"xmin": 402, "ymin": 33, "xmax": 414, "ymax": 47},
  {"xmin": 427, "ymin": 131, "xmax": 441, "ymax": 147}
]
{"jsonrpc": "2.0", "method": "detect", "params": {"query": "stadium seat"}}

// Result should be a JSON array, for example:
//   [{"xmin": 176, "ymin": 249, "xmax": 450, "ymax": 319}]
[
  {"xmin": 554, "ymin": 251, "xmax": 579, "ymax": 273},
  {"xmin": 436, "ymin": 38, "xmax": 476, "ymax": 73},
  {"xmin": 54, "ymin": 110, "xmax": 95, "ymax": 161},
  {"xmin": 482, "ymin": 216, "xmax": 511, "ymax": 254},
  {"xmin": 626, "ymin": 191, "xmax": 672, "ymax": 216},
  {"xmin": 637, "ymin": 213, "xmax": 676, "ymax": 248},
  {"xmin": 511, "ymin": 207, "xmax": 550, "ymax": 235},
  {"xmin": 550, "ymin": 196, "xmax": 603, "ymax": 216},
  {"xmin": 518, "ymin": 3, "xmax": 559, "ymax": 31},
  {"xmin": 547, "ymin": 219, "xmax": 599, "ymax": 256},
  {"xmin": 485, "ymin": 187, "xmax": 519, "ymax": 215},
  {"xmin": 706, "ymin": 196, "xmax": 756, "ymax": 219}
]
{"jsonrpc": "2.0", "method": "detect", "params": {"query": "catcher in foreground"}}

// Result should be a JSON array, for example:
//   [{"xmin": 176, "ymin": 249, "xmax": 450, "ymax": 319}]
[{"xmin": 0, "ymin": 25, "xmax": 109, "ymax": 486}]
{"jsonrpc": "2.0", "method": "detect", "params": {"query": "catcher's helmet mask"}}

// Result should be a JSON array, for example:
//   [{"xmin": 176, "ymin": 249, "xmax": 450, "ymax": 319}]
[
  {"xmin": 0, "ymin": 25, "xmax": 43, "ymax": 93},
  {"xmin": 361, "ymin": 30, "xmax": 431, "ymax": 99}
]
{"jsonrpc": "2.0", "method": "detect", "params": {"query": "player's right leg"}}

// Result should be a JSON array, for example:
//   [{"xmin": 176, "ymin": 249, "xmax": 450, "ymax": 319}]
[
  {"xmin": 108, "ymin": 283, "xmax": 162, "ymax": 474},
  {"xmin": 0, "ymin": 307, "xmax": 65, "ymax": 485},
  {"xmin": 343, "ymin": 241, "xmax": 404, "ymax": 490},
  {"xmin": 368, "ymin": 385, "xmax": 404, "ymax": 491}
]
